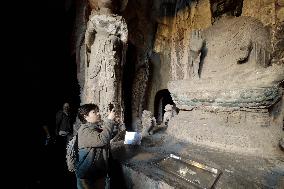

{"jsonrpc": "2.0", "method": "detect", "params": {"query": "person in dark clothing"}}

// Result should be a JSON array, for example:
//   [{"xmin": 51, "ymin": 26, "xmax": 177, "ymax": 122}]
[
  {"xmin": 39, "ymin": 118, "xmax": 60, "ymax": 189},
  {"xmin": 56, "ymin": 102, "xmax": 74, "ymax": 154},
  {"xmin": 55, "ymin": 102, "xmax": 75, "ymax": 187},
  {"xmin": 56, "ymin": 102, "xmax": 73, "ymax": 138}
]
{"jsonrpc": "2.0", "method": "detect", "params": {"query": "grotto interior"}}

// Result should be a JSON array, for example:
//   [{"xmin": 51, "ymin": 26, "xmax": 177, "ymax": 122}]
[{"xmin": 18, "ymin": 0, "xmax": 284, "ymax": 188}]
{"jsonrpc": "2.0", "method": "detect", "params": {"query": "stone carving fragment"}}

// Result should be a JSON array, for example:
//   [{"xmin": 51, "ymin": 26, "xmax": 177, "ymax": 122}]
[
  {"xmin": 163, "ymin": 104, "xmax": 178, "ymax": 126},
  {"xmin": 141, "ymin": 110, "xmax": 156, "ymax": 137}
]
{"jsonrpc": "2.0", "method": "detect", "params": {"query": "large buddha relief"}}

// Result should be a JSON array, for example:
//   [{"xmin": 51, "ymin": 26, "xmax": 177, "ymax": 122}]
[{"xmin": 169, "ymin": 15, "xmax": 284, "ymax": 110}]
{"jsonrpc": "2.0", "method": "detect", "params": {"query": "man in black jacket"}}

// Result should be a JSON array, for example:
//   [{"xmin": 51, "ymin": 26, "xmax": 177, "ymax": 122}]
[
  {"xmin": 55, "ymin": 102, "xmax": 73, "ymax": 162},
  {"xmin": 56, "ymin": 102, "xmax": 72, "ymax": 137}
]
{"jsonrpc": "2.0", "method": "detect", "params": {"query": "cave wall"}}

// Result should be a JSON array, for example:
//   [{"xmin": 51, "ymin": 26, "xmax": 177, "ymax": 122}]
[
  {"xmin": 73, "ymin": 0, "xmax": 283, "ymax": 131},
  {"xmin": 152, "ymin": 0, "xmax": 283, "ymax": 83},
  {"xmin": 122, "ymin": 0, "xmax": 156, "ymax": 128},
  {"xmin": 242, "ymin": 0, "xmax": 284, "ymax": 64},
  {"xmin": 154, "ymin": 0, "xmax": 284, "ymax": 156},
  {"xmin": 146, "ymin": 0, "xmax": 212, "ymax": 115}
]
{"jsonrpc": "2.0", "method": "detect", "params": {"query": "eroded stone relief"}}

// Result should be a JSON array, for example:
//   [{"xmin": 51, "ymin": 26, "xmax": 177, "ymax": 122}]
[
  {"xmin": 141, "ymin": 110, "xmax": 156, "ymax": 137},
  {"xmin": 74, "ymin": 0, "xmax": 88, "ymax": 94},
  {"xmin": 80, "ymin": 0, "xmax": 128, "ymax": 119},
  {"xmin": 73, "ymin": 0, "xmax": 284, "ymax": 156},
  {"xmin": 163, "ymin": 104, "xmax": 178, "ymax": 126},
  {"xmin": 122, "ymin": 0, "xmax": 157, "ymax": 129},
  {"xmin": 169, "ymin": 15, "xmax": 284, "ymax": 110},
  {"xmin": 165, "ymin": 0, "xmax": 284, "ymax": 156}
]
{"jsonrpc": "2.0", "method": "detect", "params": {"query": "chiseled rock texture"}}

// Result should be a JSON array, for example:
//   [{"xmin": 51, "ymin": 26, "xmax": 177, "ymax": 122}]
[{"xmin": 73, "ymin": 0, "xmax": 284, "ymax": 156}]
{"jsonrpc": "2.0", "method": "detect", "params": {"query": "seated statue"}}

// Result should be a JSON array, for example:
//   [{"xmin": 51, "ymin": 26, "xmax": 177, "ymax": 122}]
[
  {"xmin": 166, "ymin": 2, "xmax": 284, "ymax": 157},
  {"xmin": 169, "ymin": 15, "xmax": 284, "ymax": 110}
]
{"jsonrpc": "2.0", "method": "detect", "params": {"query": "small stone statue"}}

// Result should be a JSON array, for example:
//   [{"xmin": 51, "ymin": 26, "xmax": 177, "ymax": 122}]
[
  {"xmin": 141, "ymin": 110, "xmax": 156, "ymax": 137},
  {"xmin": 163, "ymin": 104, "xmax": 177, "ymax": 126}
]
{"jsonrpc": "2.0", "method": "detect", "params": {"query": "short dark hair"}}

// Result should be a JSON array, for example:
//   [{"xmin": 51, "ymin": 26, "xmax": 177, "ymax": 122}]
[{"xmin": 77, "ymin": 103, "xmax": 99, "ymax": 124}]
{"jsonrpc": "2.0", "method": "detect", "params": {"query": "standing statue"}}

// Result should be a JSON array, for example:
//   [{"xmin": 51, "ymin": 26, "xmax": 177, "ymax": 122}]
[
  {"xmin": 187, "ymin": 30, "xmax": 204, "ymax": 79},
  {"xmin": 163, "ymin": 104, "xmax": 178, "ymax": 126},
  {"xmin": 141, "ymin": 110, "xmax": 156, "ymax": 137},
  {"xmin": 82, "ymin": 0, "xmax": 128, "ymax": 119}
]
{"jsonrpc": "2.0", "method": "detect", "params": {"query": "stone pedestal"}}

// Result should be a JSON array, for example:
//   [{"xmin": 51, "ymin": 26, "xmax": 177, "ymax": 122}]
[{"xmin": 166, "ymin": 105, "xmax": 283, "ymax": 157}]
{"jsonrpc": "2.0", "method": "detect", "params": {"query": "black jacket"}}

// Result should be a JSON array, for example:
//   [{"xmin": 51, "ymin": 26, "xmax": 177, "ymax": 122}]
[{"xmin": 55, "ymin": 110, "xmax": 72, "ymax": 135}]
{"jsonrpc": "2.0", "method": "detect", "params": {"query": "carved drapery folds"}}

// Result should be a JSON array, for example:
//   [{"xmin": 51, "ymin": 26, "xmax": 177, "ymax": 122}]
[{"xmin": 81, "ymin": 1, "xmax": 128, "ymax": 118}]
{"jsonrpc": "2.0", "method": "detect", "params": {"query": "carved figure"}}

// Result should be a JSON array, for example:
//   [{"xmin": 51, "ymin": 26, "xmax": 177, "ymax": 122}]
[
  {"xmin": 163, "ymin": 104, "xmax": 177, "ymax": 126},
  {"xmin": 187, "ymin": 30, "xmax": 204, "ymax": 79},
  {"xmin": 169, "ymin": 15, "xmax": 284, "ymax": 109},
  {"xmin": 82, "ymin": 0, "xmax": 128, "ymax": 118},
  {"xmin": 141, "ymin": 110, "xmax": 156, "ymax": 137},
  {"xmin": 191, "ymin": 16, "xmax": 283, "ymax": 85}
]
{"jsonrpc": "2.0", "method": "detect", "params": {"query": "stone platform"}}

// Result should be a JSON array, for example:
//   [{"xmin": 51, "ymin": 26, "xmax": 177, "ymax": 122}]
[
  {"xmin": 110, "ymin": 133, "xmax": 284, "ymax": 189},
  {"xmin": 166, "ymin": 108, "xmax": 284, "ymax": 158}
]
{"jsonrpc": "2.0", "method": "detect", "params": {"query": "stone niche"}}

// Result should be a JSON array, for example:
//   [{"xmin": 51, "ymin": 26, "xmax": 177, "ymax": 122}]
[{"xmin": 167, "ymin": 14, "xmax": 284, "ymax": 157}]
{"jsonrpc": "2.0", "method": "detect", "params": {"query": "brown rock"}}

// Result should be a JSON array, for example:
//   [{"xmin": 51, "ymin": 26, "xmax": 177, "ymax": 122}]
[
  {"xmin": 278, "ymin": 0, "xmax": 284, "ymax": 6},
  {"xmin": 277, "ymin": 7, "xmax": 284, "ymax": 22},
  {"xmin": 279, "ymin": 138, "xmax": 284, "ymax": 151}
]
